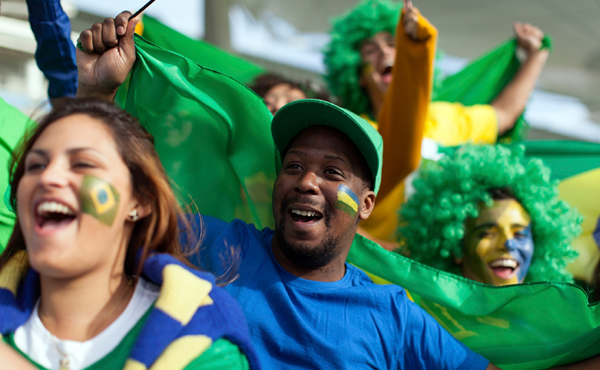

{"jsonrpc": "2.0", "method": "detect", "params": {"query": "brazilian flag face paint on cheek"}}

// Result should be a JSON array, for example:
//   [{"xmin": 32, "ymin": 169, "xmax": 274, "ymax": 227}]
[
  {"xmin": 80, "ymin": 175, "xmax": 120, "ymax": 226},
  {"xmin": 336, "ymin": 184, "xmax": 359, "ymax": 218}
]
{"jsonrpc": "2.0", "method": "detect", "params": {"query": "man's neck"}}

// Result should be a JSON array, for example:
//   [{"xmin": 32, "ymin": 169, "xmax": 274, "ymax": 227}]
[{"xmin": 270, "ymin": 239, "xmax": 350, "ymax": 283}]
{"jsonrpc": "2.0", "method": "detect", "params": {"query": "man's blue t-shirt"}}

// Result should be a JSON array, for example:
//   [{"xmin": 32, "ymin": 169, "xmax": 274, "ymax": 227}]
[{"xmin": 192, "ymin": 215, "xmax": 489, "ymax": 370}]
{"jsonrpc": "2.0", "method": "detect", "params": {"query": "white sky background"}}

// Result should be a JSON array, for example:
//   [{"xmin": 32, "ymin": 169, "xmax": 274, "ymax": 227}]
[{"xmin": 71, "ymin": 0, "xmax": 205, "ymax": 38}]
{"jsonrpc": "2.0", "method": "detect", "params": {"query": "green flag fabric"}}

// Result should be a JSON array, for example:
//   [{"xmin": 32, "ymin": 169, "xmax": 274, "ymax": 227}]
[
  {"xmin": 523, "ymin": 141, "xmax": 600, "ymax": 181},
  {"xmin": 347, "ymin": 234, "xmax": 600, "ymax": 370},
  {"xmin": 114, "ymin": 34, "xmax": 599, "ymax": 369},
  {"xmin": 432, "ymin": 37, "xmax": 551, "ymax": 143},
  {"xmin": 349, "ymin": 140, "xmax": 600, "ymax": 368},
  {"xmin": 139, "ymin": 16, "xmax": 265, "ymax": 85},
  {"xmin": 115, "ymin": 35, "xmax": 276, "ymax": 229},
  {"xmin": 0, "ymin": 98, "xmax": 33, "ymax": 252}
]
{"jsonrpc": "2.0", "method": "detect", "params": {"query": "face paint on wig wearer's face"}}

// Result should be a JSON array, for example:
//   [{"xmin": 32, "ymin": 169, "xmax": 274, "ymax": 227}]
[
  {"xmin": 359, "ymin": 31, "xmax": 395, "ymax": 91},
  {"xmin": 335, "ymin": 184, "xmax": 359, "ymax": 217},
  {"xmin": 79, "ymin": 175, "xmax": 120, "ymax": 226},
  {"xmin": 507, "ymin": 224, "xmax": 534, "ymax": 282},
  {"xmin": 461, "ymin": 199, "xmax": 534, "ymax": 286}
]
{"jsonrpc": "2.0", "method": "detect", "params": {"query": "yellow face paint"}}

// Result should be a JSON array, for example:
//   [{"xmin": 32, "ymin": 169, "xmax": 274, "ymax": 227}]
[
  {"xmin": 462, "ymin": 199, "xmax": 533, "ymax": 286},
  {"xmin": 361, "ymin": 63, "xmax": 375, "ymax": 78},
  {"xmin": 80, "ymin": 175, "xmax": 120, "ymax": 226}
]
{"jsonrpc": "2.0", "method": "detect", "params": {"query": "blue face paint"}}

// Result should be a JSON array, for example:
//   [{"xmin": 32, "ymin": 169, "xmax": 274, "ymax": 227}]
[{"xmin": 505, "ymin": 225, "xmax": 534, "ymax": 282}]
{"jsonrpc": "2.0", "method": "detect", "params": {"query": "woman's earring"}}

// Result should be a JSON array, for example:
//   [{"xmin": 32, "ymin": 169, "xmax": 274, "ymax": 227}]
[{"xmin": 128, "ymin": 209, "xmax": 139, "ymax": 222}]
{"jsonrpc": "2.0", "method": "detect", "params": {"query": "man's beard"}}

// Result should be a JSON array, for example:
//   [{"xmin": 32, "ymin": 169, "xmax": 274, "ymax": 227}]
[{"xmin": 274, "ymin": 195, "xmax": 340, "ymax": 269}]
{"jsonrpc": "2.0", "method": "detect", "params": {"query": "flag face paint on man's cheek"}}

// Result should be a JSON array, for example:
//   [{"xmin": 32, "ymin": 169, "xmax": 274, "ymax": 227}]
[
  {"xmin": 80, "ymin": 175, "xmax": 120, "ymax": 226},
  {"xmin": 336, "ymin": 184, "xmax": 359, "ymax": 217}
]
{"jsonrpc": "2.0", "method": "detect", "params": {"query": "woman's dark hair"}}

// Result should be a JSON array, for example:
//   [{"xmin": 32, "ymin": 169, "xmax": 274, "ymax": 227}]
[
  {"xmin": 487, "ymin": 187, "xmax": 517, "ymax": 202},
  {"xmin": 0, "ymin": 98, "xmax": 199, "ymax": 276}
]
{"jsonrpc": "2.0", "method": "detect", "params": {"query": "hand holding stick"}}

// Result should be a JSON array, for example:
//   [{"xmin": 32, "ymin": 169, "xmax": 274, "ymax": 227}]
[{"xmin": 76, "ymin": 0, "xmax": 158, "ymax": 101}]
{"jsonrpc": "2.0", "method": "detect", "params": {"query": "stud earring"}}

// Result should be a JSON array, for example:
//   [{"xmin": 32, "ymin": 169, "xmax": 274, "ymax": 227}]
[{"xmin": 128, "ymin": 209, "xmax": 139, "ymax": 222}]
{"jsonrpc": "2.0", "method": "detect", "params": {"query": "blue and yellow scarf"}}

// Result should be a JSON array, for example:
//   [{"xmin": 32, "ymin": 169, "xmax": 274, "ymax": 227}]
[{"xmin": 0, "ymin": 251, "xmax": 261, "ymax": 369}]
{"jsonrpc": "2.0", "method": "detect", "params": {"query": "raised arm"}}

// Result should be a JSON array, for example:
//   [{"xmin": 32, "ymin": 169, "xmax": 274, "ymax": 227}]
[
  {"xmin": 376, "ymin": 1, "xmax": 437, "ymax": 199},
  {"xmin": 491, "ymin": 22, "xmax": 549, "ymax": 134},
  {"xmin": 26, "ymin": 0, "xmax": 78, "ymax": 100},
  {"xmin": 76, "ymin": 11, "xmax": 139, "ymax": 101}
]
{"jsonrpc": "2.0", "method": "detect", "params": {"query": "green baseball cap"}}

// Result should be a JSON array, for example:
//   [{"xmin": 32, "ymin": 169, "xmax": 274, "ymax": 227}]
[{"xmin": 271, "ymin": 99, "xmax": 383, "ymax": 194}]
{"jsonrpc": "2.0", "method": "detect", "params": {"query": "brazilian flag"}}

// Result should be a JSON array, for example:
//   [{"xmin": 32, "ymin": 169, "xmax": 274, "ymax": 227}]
[
  {"xmin": 349, "ymin": 140, "xmax": 600, "ymax": 369},
  {"xmin": 79, "ymin": 175, "xmax": 120, "ymax": 227},
  {"xmin": 115, "ymin": 35, "xmax": 600, "ymax": 369},
  {"xmin": 348, "ymin": 233, "xmax": 600, "ymax": 369},
  {"xmin": 522, "ymin": 141, "xmax": 600, "ymax": 284}
]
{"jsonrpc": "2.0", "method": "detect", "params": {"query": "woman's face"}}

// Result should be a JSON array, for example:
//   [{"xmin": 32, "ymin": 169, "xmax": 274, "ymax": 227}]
[
  {"xmin": 461, "ymin": 199, "xmax": 534, "ymax": 286},
  {"xmin": 17, "ymin": 114, "xmax": 138, "ymax": 279}
]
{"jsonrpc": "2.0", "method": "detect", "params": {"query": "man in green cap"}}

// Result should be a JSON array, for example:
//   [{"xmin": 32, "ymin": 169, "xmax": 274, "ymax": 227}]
[{"xmin": 189, "ymin": 98, "xmax": 496, "ymax": 369}]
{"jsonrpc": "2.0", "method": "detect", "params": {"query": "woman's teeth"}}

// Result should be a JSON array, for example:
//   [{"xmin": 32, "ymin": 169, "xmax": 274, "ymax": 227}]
[{"xmin": 37, "ymin": 201, "xmax": 75, "ymax": 216}]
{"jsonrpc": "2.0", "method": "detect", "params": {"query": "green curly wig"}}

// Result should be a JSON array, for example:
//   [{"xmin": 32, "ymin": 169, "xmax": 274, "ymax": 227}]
[
  {"xmin": 399, "ymin": 144, "xmax": 581, "ymax": 283},
  {"xmin": 324, "ymin": 0, "xmax": 402, "ymax": 115}
]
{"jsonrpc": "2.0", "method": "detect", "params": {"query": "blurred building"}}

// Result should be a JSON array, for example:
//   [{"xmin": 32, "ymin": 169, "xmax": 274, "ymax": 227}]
[{"xmin": 2, "ymin": 0, "xmax": 600, "ymax": 141}]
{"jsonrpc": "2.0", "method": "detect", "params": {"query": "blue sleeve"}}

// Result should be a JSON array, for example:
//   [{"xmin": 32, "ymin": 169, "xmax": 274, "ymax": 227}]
[
  {"xmin": 401, "ymin": 299, "xmax": 490, "ymax": 370},
  {"xmin": 26, "ymin": 0, "xmax": 78, "ymax": 99}
]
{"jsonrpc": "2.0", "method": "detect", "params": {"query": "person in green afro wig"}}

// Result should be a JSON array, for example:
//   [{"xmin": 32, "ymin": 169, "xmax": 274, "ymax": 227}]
[
  {"xmin": 399, "ymin": 144, "xmax": 582, "ymax": 285},
  {"xmin": 323, "ymin": 0, "xmax": 551, "ymax": 251}
]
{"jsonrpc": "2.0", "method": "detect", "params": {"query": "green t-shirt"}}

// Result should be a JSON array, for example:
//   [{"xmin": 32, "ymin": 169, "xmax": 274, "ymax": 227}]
[
  {"xmin": 4, "ymin": 307, "xmax": 249, "ymax": 370},
  {"xmin": 0, "ymin": 98, "xmax": 33, "ymax": 251}
]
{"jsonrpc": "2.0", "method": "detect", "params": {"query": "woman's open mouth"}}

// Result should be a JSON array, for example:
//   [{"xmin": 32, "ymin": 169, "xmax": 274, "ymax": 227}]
[
  {"xmin": 488, "ymin": 258, "xmax": 519, "ymax": 280},
  {"xmin": 380, "ymin": 65, "xmax": 393, "ymax": 85},
  {"xmin": 34, "ymin": 200, "xmax": 77, "ymax": 233}
]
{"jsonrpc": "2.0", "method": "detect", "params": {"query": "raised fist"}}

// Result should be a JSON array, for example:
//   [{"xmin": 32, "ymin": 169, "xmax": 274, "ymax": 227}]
[
  {"xmin": 514, "ymin": 22, "xmax": 544, "ymax": 54},
  {"xmin": 403, "ymin": 0, "xmax": 419, "ymax": 40},
  {"xmin": 76, "ymin": 11, "xmax": 139, "ymax": 100}
]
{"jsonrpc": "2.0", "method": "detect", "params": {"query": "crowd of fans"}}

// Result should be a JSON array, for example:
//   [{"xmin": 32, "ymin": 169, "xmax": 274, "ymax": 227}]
[{"xmin": 0, "ymin": 0, "xmax": 599, "ymax": 369}]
